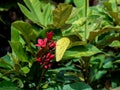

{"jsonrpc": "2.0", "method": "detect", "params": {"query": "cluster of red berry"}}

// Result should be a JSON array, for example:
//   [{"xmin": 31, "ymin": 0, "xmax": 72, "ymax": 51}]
[{"xmin": 35, "ymin": 31, "xmax": 56, "ymax": 69}]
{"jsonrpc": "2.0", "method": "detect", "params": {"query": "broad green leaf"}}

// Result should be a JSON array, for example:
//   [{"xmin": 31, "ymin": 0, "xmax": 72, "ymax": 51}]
[
  {"xmin": 103, "ymin": 2, "xmax": 112, "ymax": 11},
  {"xmin": 18, "ymin": 0, "xmax": 52, "ymax": 27},
  {"xmin": 63, "ymin": 27, "xmax": 82, "ymax": 40},
  {"xmin": 56, "ymin": 37, "xmax": 70, "ymax": 62},
  {"xmin": 12, "ymin": 21, "xmax": 37, "ymax": 45},
  {"xmin": 73, "ymin": 0, "xmax": 87, "ymax": 17},
  {"xmin": 45, "ymin": 85, "xmax": 62, "ymax": 90},
  {"xmin": 21, "ymin": 66, "xmax": 30, "ymax": 74},
  {"xmin": 63, "ymin": 82, "xmax": 92, "ymax": 90},
  {"xmin": 11, "ymin": 26, "xmax": 20, "ymax": 42},
  {"xmin": 43, "ymin": 3, "xmax": 53, "ymax": 26},
  {"xmin": 63, "ymin": 44, "xmax": 101, "ymax": 59},
  {"xmin": 73, "ymin": 17, "xmax": 86, "ymax": 26},
  {"xmin": 9, "ymin": 41, "xmax": 28, "ymax": 62},
  {"xmin": 53, "ymin": 3, "xmax": 72, "ymax": 28},
  {"xmin": 64, "ymin": 35, "xmax": 86, "ymax": 47},
  {"xmin": 73, "ymin": 0, "xmax": 85, "ymax": 8},
  {"xmin": 0, "ymin": 80, "xmax": 22, "ymax": 90},
  {"xmin": 18, "ymin": 3, "xmax": 34, "ymax": 22},
  {"xmin": 111, "ymin": 82, "xmax": 117, "ymax": 89},
  {"xmin": 0, "ymin": 58, "xmax": 12, "ymax": 69},
  {"xmin": 95, "ymin": 70, "xmax": 107, "ymax": 80},
  {"xmin": 64, "ymin": 0, "xmax": 73, "ymax": 3},
  {"xmin": 109, "ymin": 40, "xmax": 120, "ymax": 47},
  {"xmin": 0, "ymin": 55, "xmax": 13, "ymax": 69},
  {"xmin": 113, "ymin": 87, "xmax": 120, "ymax": 90},
  {"xmin": 49, "ymin": 65, "xmax": 79, "ymax": 75},
  {"xmin": 67, "ymin": 7, "xmax": 82, "ymax": 23},
  {"xmin": 12, "ymin": 78, "xmax": 23, "ymax": 88},
  {"xmin": 114, "ymin": 60, "xmax": 120, "ymax": 63},
  {"xmin": 45, "ymin": 82, "xmax": 92, "ymax": 90},
  {"xmin": 103, "ymin": 61, "xmax": 113, "ymax": 69},
  {"xmin": 42, "ymin": 83, "xmax": 49, "ymax": 89},
  {"xmin": 104, "ymin": 0, "xmax": 118, "ymax": 11},
  {"xmin": 8, "ymin": 53, "xmax": 19, "ymax": 65},
  {"xmin": 88, "ymin": 26, "xmax": 120, "ymax": 42},
  {"xmin": 0, "ymin": 73, "xmax": 10, "ymax": 81},
  {"xmin": 108, "ymin": 12, "xmax": 120, "ymax": 25},
  {"xmin": 70, "ymin": 41, "xmax": 87, "ymax": 47},
  {"xmin": 45, "ymin": 87, "xmax": 54, "ymax": 90},
  {"xmin": 96, "ymin": 35, "xmax": 120, "ymax": 48},
  {"xmin": 103, "ymin": 2, "xmax": 120, "ymax": 25},
  {"xmin": 90, "ymin": 54, "xmax": 105, "ymax": 68}
]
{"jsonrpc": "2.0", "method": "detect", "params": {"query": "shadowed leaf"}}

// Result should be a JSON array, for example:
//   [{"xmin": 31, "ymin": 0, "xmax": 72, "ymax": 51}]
[{"xmin": 53, "ymin": 3, "xmax": 72, "ymax": 29}]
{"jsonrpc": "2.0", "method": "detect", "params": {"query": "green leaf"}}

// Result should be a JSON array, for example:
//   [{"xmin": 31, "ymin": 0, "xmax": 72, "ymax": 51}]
[
  {"xmin": 9, "ymin": 41, "xmax": 28, "ymax": 62},
  {"xmin": 112, "ymin": 87, "xmax": 120, "ymax": 90},
  {"xmin": 73, "ymin": 0, "xmax": 86, "ymax": 17},
  {"xmin": 53, "ymin": 3, "xmax": 72, "ymax": 28},
  {"xmin": 111, "ymin": 82, "xmax": 117, "ymax": 88},
  {"xmin": 73, "ymin": 0, "xmax": 85, "ymax": 8},
  {"xmin": 56, "ymin": 37, "xmax": 70, "ymax": 62},
  {"xmin": 63, "ymin": 82, "xmax": 92, "ymax": 90},
  {"xmin": 95, "ymin": 70, "xmax": 107, "ymax": 80},
  {"xmin": 0, "ymin": 55, "xmax": 13, "ymax": 69},
  {"xmin": 114, "ymin": 60, "xmax": 120, "ymax": 63},
  {"xmin": 0, "ymin": 73, "xmax": 10, "ymax": 81},
  {"xmin": 103, "ymin": 61, "xmax": 113, "ymax": 69},
  {"xmin": 65, "ymin": 0, "xmax": 73, "ymax": 3},
  {"xmin": 103, "ymin": 2, "xmax": 112, "ymax": 11},
  {"xmin": 90, "ymin": 54, "xmax": 105, "ymax": 68},
  {"xmin": 21, "ymin": 67, "xmax": 30, "ymax": 74},
  {"xmin": 12, "ymin": 78, "xmax": 24, "ymax": 88},
  {"xmin": 45, "ymin": 82, "xmax": 92, "ymax": 90},
  {"xmin": 63, "ymin": 44, "xmax": 101, "ymax": 59},
  {"xmin": 103, "ymin": 2, "xmax": 120, "ymax": 25},
  {"xmin": 109, "ymin": 0, "xmax": 119, "ymax": 11},
  {"xmin": 96, "ymin": 35, "xmax": 120, "ymax": 48},
  {"xmin": 70, "ymin": 41, "xmax": 87, "ymax": 47},
  {"xmin": 42, "ymin": 83, "xmax": 49, "ymax": 89},
  {"xmin": 67, "ymin": 7, "xmax": 82, "ymax": 22},
  {"xmin": 108, "ymin": 12, "xmax": 120, "ymax": 25},
  {"xmin": 88, "ymin": 26, "xmax": 120, "ymax": 42},
  {"xmin": 72, "ymin": 17, "xmax": 86, "ymax": 26},
  {"xmin": 0, "ymin": 80, "xmax": 22, "ymax": 90},
  {"xmin": 18, "ymin": 0, "xmax": 52, "ymax": 27},
  {"xmin": 12, "ymin": 21, "xmax": 37, "ymax": 44},
  {"xmin": 11, "ymin": 26, "xmax": 20, "ymax": 42},
  {"xmin": 64, "ymin": 34, "xmax": 86, "ymax": 47},
  {"xmin": 109, "ymin": 40, "xmax": 120, "ymax": 47},
  {"xmin": 45, "ymin": 87, "xmax": 54, "ymax": 90}
]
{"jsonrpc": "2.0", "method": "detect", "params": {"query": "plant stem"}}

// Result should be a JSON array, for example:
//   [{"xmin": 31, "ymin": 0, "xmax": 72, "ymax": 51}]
[
  {"xmin": 85, "ymin": 0, "xmax": 89, "ymax": 41},
  {"xmin": 85, "ymin": 0, "xmax": 88, "ymax": 17},
  {"xmin": 36, "ymin": 68, "xmax": 46, "ymax": 90},
  {"xmin": 115, "ymin": 0, "xmax": 118, "ymax": 12}
]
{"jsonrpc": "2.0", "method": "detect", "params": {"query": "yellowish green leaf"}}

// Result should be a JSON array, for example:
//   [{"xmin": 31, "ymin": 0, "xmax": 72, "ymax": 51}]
[
  {"xmin": 109, "ymin": 40, "xmax": 120, "ymax": 47},
  {"xmin": 63, "ymin": 44, "xmax": 101, "ymax": 59}
]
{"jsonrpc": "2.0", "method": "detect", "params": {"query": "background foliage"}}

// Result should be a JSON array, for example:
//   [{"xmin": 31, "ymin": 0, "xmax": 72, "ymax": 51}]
[{"xmin": 0, "ymin": 0, "xmax": 120, "ymax": 90}]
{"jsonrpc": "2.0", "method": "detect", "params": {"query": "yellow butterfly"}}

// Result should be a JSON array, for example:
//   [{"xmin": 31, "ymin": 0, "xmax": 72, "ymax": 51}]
[{"xmin": 56, "ymin": 37, "xmax": 70, "ymax": 62}]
